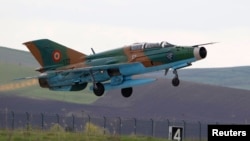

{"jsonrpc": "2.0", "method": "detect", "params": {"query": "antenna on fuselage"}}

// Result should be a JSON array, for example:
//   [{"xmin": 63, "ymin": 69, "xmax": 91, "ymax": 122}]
[{"xmin": 91, "ymin": 48, "xmax": 96, "ymax": 55}]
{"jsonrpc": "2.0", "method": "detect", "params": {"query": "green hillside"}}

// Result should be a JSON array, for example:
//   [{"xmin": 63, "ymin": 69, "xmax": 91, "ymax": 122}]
[
  {"xmin": 146, "ymin": 66, "xmax": 250, "ymax": 91},
  {"xmin": 179, "ymin": 66, "xmax": 250, "ymax": 90}
]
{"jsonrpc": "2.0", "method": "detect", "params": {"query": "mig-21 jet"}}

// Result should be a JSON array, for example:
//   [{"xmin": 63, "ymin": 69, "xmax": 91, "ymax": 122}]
[{"xmin": 22, "ymin": 39, "xmax": 213, "ymax": 97}]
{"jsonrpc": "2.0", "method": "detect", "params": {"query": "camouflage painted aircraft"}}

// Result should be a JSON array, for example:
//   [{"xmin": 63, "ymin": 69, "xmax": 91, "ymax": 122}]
[{"xmin": 23, "ymin": 39, "xmax": 213, "ymax": 97}]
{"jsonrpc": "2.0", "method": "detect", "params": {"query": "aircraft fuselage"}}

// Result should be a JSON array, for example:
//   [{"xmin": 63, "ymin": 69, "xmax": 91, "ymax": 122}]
[{"xmin": 23, "ymin": 39, "xmax": 209, "ymax": 97}]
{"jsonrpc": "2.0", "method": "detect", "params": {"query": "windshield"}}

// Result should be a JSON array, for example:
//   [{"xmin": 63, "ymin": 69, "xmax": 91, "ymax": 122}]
[{"xmin": 161, "ymin": 42, "xmax": 174, "ymax": 48}]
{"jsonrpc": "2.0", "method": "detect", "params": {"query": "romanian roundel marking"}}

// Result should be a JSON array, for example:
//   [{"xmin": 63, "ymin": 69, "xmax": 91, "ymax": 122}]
[{"xmin": 52, "ymin": 50, "xmax": 61, "ymax": 62}]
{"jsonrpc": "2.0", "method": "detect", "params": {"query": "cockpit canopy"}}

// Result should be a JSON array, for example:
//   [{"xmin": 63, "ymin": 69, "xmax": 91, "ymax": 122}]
[
  {"xmin": 160, "ymin": 41, "xmax": 174, "ymax": 48},
  {"xmin": 130, "ymin": 41, "xmax": 174, "ymax": 51}
]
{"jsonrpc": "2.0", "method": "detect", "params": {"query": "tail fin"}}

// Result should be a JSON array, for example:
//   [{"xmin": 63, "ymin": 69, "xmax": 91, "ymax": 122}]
[{"xmin": 23, "ymin": 39, "xmax": 86, "ymax": 72}]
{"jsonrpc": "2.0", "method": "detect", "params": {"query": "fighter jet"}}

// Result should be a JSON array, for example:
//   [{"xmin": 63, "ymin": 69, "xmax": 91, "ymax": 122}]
[{"xmin": 22, "ymin": 39, "xmax": 213, "ymax": 97}]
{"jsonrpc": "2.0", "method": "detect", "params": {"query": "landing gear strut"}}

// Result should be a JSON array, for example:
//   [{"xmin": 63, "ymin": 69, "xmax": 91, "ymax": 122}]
[
  {"xmin": 172, "ymin": 69, "xmax": 180, "ymax": 87},
  {"xmin": 89, "ymin": 70, "xmax": 105, "ymax": 96},
  {"xmin": 93, "ymin": 82, "xmax": 105, "ymax": 96}
]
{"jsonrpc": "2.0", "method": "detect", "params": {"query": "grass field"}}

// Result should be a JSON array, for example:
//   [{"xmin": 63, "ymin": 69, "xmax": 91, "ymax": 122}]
[
  {"xmin": 0, "ymin": 122, "xmax": 206, "ymax": 141},
  {"xmin": 0, "ymin": 129, "xmax": 204, "ymax": 141}
]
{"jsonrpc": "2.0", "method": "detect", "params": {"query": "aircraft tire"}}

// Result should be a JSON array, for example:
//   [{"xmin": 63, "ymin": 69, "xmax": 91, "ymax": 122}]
[
  {"xmin": 71, "ymin": 82, "xmax": 88, "ymax": 91},
  {"xmin": 121, "ymin": 87, "xmax": 133, "ymax": 98},
  {"xmin": 93, "ymin": 82, "xmax": 105, "ymax": 96},
  {"xmin": 172, "ymin": 77, "xmax": 180, "ymax": 87}
]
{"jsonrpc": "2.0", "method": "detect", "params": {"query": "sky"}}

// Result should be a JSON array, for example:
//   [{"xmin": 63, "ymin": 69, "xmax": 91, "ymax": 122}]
[{"xmin": 0, "ymin": 0, "xmax": 250, "ymax": 68}]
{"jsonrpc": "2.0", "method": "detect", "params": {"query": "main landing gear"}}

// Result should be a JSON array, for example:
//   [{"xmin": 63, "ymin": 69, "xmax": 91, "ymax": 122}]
[
  {"xmin": 121, "ymin": 87, "xmax": 133, "ymax": 98},
  {"xmin": 92, "ymin": 82, "xmax": 133, "ymax": 98},
  {"xmin": 90, "ymin": 70, "xmax": 105, "ymax": 97},
  {"xmin": 93, "ymin": 82, "xmax": 105, "ymax": 96},
  {"xmin": 172, "ymin": 69, "xmax": 180, "ymax": 87}
]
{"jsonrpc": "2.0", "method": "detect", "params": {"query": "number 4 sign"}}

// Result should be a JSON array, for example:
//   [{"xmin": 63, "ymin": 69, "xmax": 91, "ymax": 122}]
[{"xmin": 169, "ymin": 126, "xmax": 184, "ymax": 141}]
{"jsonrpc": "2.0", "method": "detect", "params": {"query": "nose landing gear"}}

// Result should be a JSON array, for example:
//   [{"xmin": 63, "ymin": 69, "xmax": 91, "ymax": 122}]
[{"xmin": 172, "ymin": 69, "xmax": 180, "ymax": 87}]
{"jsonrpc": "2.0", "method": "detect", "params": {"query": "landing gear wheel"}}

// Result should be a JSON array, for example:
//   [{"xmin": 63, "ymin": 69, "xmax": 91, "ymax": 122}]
[
  {"xmin": 93, "ymin": 82, "xmax": 105, "ymax": 96},
  {"xmin": 121, "ymin": 87, "xmax": 133, "ymax": 98},
  {"xmin": 172, "ymin": 77, "xmax": 180, "ymax": 87}
]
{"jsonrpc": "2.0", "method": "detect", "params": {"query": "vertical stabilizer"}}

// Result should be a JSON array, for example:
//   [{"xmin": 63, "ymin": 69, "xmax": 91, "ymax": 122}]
[{"xmin": 23, "ymin": 39, "xmax": 86, "ymax": 72}]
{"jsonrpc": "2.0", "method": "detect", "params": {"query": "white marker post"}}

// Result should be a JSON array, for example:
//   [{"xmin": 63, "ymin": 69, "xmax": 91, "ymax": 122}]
[{"xmin": 169, "ymin": 126, "xmax": 184, "ymax": 141}]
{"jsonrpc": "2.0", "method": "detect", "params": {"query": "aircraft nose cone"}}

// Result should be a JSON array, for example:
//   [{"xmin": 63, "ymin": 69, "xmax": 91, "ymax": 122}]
[{"xmin": 194, "ymin": 47, "xmax": 207, "ymax": 60}]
